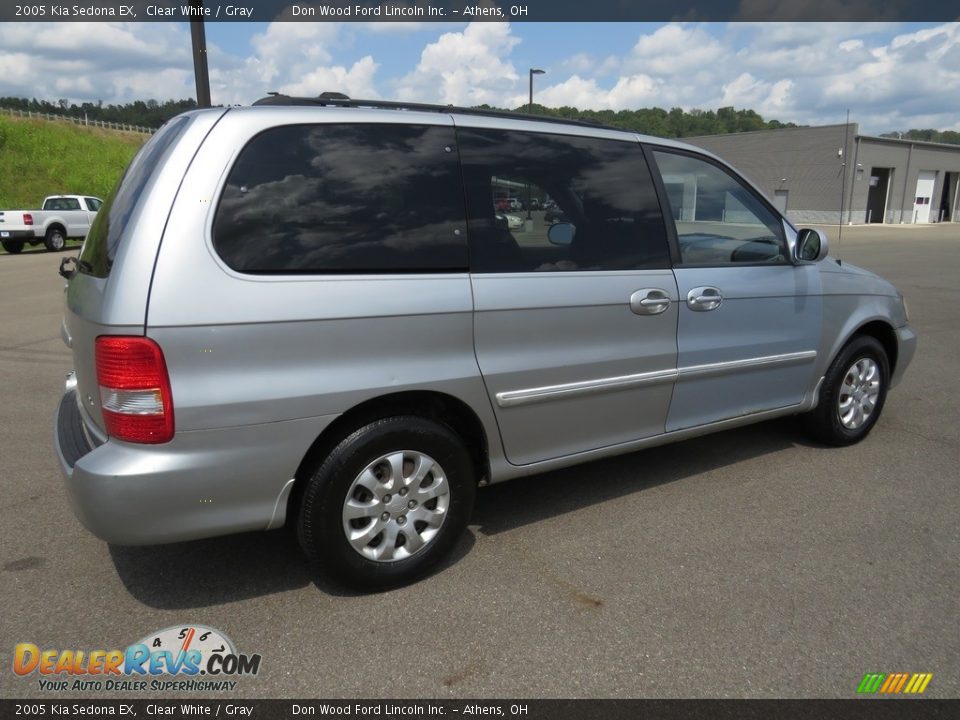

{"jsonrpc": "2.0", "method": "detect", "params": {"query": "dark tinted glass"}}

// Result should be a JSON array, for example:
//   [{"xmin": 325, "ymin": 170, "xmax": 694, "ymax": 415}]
[
  {"xmin": 79, "ymin": 115, "xmax": 191, "ymax": 278},
  {"xmin": 44, "ymin": 198, "xmax": 81, "ymax": 210},
  {"xmin": 457, "ymin": 129, "xmax": 669, "ymax": 273},
  {"xmin": 213, "ymin": 124, "xmax": 467, "ymax": 274}
]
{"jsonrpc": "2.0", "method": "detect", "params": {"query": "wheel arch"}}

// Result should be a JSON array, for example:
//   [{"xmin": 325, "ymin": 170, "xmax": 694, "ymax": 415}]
[
  {"xmin": 286, "ymin": 390, "xmax": 490, "ymax": 527},
  {"xmin": 805, "ymin": 311, "xmax": 901, "ymax": 413},
  {"xmin": 847, "ymin": 319, "xmax": 899, "ymax": 377},
  {"xmin": 46, "ymin": 222, "xmax": 67, "ymax": 238}
]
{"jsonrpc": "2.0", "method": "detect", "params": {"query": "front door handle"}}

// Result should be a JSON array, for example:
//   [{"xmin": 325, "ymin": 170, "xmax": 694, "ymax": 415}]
[
  {"xmin": 687, "ymin": 286, "xmax": 723, "ymax": 311},
  {"xmin": 630, "ymin": 288, "xmax": 672, "ymax": 316}
]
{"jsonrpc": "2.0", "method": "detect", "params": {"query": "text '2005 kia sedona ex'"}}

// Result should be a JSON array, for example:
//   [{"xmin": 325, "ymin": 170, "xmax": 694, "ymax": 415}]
[{"xmin": 54, "ymin": 95, "xmax": 916, "ymax": 588}]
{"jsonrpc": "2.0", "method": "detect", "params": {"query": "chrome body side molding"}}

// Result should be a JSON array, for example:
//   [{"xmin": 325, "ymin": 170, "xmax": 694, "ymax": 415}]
[
  {"xmin": 496, "ymin": 368, "xmax": 678, "ymax": 408},
  {"xmin": 495, "ymin": 351, "xmax": 818, "ymax": 408}
]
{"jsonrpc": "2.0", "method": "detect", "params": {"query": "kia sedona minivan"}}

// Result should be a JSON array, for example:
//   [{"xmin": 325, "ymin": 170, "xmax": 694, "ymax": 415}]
[{"xmin": 54, "ymin": 94, "xmax": 916, "ymax": 588}]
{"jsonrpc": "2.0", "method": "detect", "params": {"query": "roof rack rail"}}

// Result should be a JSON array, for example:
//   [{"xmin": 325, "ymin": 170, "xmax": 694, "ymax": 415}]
[{"xmin": 251, "ymin": 92, "xmax": 623, "ymax": 132}]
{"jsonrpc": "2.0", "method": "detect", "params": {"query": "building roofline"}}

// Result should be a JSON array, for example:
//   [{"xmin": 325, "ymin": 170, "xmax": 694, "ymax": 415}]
[
  {"xmin": 684, "ymin": 123, "xmax": 854, "ymax": 141},
  {"xmin": 856, "ymin": 134, "xmax": 960, "ymax": 151},
  {"xmin": 684, "ymin": 123, "xmax": 960, "ymax": 153}
]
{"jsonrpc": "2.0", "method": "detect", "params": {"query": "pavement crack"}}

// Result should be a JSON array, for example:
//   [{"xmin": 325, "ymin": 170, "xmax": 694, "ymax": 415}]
[{"xmin": 0, "ymin": 335, "xmax": 61, "ymax": 351}]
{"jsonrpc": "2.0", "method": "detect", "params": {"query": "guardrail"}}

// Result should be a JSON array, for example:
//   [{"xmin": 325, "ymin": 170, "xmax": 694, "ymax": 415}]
[{"xmin": 0, "ymin": 106, "xmax": 155, "ymax": 134}]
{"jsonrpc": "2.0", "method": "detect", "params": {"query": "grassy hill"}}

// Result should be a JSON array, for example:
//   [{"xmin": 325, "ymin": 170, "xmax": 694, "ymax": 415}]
[{"xmin": 0, "ymin": 115, "xmax": 146, "ymax": 210}]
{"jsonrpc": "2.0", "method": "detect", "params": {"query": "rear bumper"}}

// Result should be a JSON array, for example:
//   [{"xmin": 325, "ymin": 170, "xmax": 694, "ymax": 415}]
[
  {"xmin": 890, "ymin": 324, "xmax": 917, "ymax": 389},
  {"xmin": 54, "ymin": 387, "xmax": 336, "ymax": 546},
  {"xmin": 0, "ymin": 229, "xmax": 37, "ymax": 240}
]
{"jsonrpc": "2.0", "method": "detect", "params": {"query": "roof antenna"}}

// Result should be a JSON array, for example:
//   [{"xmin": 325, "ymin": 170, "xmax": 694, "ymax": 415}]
[{"xmin": 836, "ymin": 109, "xmax": 850, "ymax": 266}]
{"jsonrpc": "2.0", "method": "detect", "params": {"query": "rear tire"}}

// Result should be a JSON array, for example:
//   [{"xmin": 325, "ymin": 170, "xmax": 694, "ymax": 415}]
[
  {"xmin": 44, "ymin": 228, "xmax": 66, "ymax": 252},
  {"xmin": 804, "ymin": 335, "xmax": 889, "ymax": 446},
  {"xmin": 298, "ymin": 416, "xmax": 476, "ymax": 589},
  {"xmin": 1, "ymin": 240, "xmax": 24, "ymax": 254}
]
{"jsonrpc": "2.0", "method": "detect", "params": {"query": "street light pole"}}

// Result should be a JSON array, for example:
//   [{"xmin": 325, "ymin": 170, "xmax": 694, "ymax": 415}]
[
  {"xmin": 527, "ymin": 68, "xmax": 545, "ymax": 220},
  {"xmin": 528, "ymin": 68, "xmax": 545, "ymax": 114}
]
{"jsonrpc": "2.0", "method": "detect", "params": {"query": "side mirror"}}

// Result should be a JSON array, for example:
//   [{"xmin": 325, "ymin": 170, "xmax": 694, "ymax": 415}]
[
  {"xmin": 547, "ymin": 222, "xmax": 575, "ymax": 246},
  {"xmin": 796, "ymin": 228, "xmax": 829, "ymax": 263}
]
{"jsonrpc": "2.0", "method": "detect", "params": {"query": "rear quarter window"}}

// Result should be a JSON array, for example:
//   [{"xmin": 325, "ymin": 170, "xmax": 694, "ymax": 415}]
[
  {"xmin": 78, "ymin": 115, "xmax": 191, "ymax": 278},
  {"xmin": 44, "ymin": 197, "xmax": 81, "ymax": 210},
  {"xmin": 212, "ymin": 123, "xmax": 467, "ymax": 274}
]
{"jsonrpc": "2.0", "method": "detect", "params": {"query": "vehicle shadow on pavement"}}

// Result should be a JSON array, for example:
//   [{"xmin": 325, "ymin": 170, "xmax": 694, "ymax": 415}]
[
  {"xmin": 107, "ymin": 522, "xmax": 477, "ymax": 608},
  {"xmin": 472, "ymin": 418, "xmax": 801, "ymax": 536},
  {"xmin": 108, "ymin": 529, "xmax": 313, "ymax": 607},
  {"xmin": 108, "ymin": 419, "xmax": 797, "ymax": 607}
]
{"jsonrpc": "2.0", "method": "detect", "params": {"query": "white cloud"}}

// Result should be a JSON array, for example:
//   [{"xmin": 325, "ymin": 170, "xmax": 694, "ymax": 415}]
[
  {"xmin": 625, "ymin": 24, "xmax": 725, "ymax": 76},
  {"xmin": 520, "ymin": 75, "xmax": 603, "ymax": 109},
  {"xmin": 394, "ymin": 22, "xmax": 521, "ymax": 106},
  {"xmin": 839, "ymin": 39, "xmax": 864, "ymax": 52},
  {"xmin": 525, "ymin": 73, "xmax": 662, "ymax": 111},
  {"xmin": 562, "ymin": 52, "xmax": 597, "ymax": 75},
  {"xmin": 561, "ymin": 52, "xmax": 620, "ymax": 77},
  {"xmin": 278, "ymin": 56, "xmax": 380, "ymax": 99},
  {"xmin": 720, "ymin": 73, "xmax": 794, "ymax": 117},
  {"xmin": 209, "ymin": 22, "xmax": 347, "ymax": 104},
  {"xmin": 0, "ymin": 23, "xmax": 195, "ymax": 104}
]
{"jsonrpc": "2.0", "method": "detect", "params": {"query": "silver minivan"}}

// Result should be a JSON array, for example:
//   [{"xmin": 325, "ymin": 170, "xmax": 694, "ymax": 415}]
[{"xmin": 54, "ymin": 95, "xmax": 916, "ymax": 587}]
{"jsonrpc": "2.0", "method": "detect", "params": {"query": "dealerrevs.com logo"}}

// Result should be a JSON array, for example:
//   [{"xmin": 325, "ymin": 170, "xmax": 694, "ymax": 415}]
[{"xmin": 13, "ymin": 625, "xmax": 262, "ymax": 693}]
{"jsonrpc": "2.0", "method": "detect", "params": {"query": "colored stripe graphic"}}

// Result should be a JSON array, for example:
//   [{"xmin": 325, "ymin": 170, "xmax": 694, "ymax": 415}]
[
  {"xmin": 882, "ymin": 673, "xmax": 911, "ymax": 694},
  {"xmin": 858, "ymin": 672, "xmax": 932, "ymax": 695},
  {"xmin": 857, "ymin": 673, "xmax": 886, "ymax": 693},
  {"xmin": 879, "ymin": 674, "xmax": 898, "ymax": 693},
  {"xmin": 904, "ymin": 674, "xmax": 933, "ymax": 694}
]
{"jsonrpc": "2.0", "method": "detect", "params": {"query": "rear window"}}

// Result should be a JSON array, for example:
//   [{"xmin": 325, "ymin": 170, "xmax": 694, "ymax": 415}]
[
  {"xmin": 78, "ymin": 115, "xmax": 191, "ymax": 278},
  {"xmin": 212, "ymin": 123, "xmax": 467, "ymax": 274},
  {"xmin": 44, "ymin": 197, "xmax": 81, "ymax": 210}
]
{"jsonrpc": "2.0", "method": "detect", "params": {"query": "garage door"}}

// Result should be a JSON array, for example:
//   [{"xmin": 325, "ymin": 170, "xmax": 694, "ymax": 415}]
[{"xmin": 913, "ymin": 171, "xmax": 936, "ymax": 224}]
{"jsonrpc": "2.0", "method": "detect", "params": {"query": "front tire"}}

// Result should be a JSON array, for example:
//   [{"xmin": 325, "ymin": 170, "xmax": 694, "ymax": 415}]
[
  {"xmin": 44, "ymin": 228, "xmax": 66, "ymax": 252},
  {"xmin": 298, "ymin": 416, "xmax": 476, "ymax": 589},
  {"xmin": 2, "ymin": 240, "xmax": 24, "ymax": 254},
  {"xmin": 804, "ymin": 335, "xmax": 889, "ymax": 446}
]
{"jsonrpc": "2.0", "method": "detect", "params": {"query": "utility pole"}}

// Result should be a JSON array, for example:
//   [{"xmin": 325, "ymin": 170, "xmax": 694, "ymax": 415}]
[{"xmin": 190, "ymin": 1, "xmax": 212, "ymax": 108}]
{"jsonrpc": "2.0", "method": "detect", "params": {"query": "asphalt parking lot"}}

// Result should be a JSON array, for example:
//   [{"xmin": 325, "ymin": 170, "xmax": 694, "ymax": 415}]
[{"xmin": 1, "ymin": 224, "xmax": 957, "ymax": 699}]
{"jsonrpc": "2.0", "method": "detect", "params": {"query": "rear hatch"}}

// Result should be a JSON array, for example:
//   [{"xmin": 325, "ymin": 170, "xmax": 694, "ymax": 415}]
[{"xmin": 63, "ymin": 110, "xmax": 227, "ymax": 434}]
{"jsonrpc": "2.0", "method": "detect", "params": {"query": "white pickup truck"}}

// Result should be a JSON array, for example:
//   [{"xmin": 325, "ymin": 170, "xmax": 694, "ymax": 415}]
[{"xmin": 0, "ymin": 195, "xmax": 103, "ymax": 253}]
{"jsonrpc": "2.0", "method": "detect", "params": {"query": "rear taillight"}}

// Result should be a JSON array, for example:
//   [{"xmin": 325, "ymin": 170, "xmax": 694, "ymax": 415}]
[
  {"xmin": 23, "ymin": 213, "xmax": 33, "ymax": 225},
  {"xmin": 95, "ymin": 336, "xmax": 174, "ymax": 444}
]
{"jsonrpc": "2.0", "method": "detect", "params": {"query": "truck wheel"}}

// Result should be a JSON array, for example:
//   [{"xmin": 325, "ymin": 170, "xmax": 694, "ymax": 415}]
[
  {"xmin": 44, "ymin": 228, "xmax": 66, "ymax": 252},
  {"xmin": 2, "ymin": 240, "xmax": 25, "ymax": 254}
]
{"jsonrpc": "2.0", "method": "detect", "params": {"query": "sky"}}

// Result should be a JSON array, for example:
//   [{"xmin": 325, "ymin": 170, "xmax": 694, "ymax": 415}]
[{"xmin": 0, "ymin": 21, "xmax": 958, "ymax": 134}]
